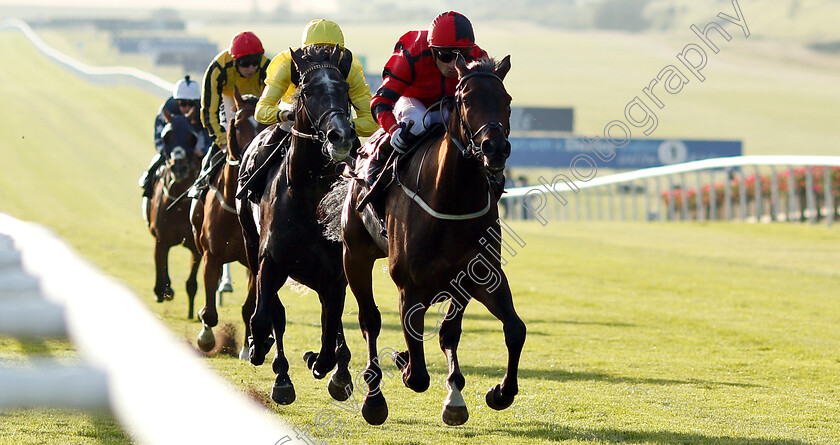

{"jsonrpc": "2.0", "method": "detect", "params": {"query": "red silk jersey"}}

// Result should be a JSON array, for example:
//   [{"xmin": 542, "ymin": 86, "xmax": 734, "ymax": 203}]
[{"xmin": 370, "ymin": 29, "xmax": 485, "ymax": 134}]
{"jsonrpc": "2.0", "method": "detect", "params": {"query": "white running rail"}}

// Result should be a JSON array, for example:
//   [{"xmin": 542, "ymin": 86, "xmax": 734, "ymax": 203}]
[
  {"xmin": 0, "ymin": 18, "xmax": 172, "ymax": 96},
  {"xmin": 501, "ymin": 155, "xmax": 840, "ymax": 226},
  {"xmin": 0, "ymin": 213, "xmax": 294, "ymax": 445}
]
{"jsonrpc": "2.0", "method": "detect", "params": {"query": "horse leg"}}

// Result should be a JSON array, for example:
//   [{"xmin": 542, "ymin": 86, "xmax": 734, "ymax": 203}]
[
  {"xmin": 249, "ymin": 256, "xmax": 285, "ymax": 366},
  {"xmin": 218, "ymin": 262, "xmax": 234, "ymax": 293},
  {"xmin": 267, "ymin": 292, "xmax": 295, "ymax": 405},
  {"xmin": 185, "ymin": 242, "xmax": 201, "ymax": 320},
  {"xmin": 439, "ymin": 303, "xmax": 468, "ymax": 425},
  {"xmin": 397, "ymin": 289, "xmax": 430, "ymax": 393},
  {"xmin": 303, "ymin": 279, "xmax": 344, "ymax": 380},
  {"xmin": 239, "ymin": 270, "xmax": 256, "ymax": 361},
  {"xmin": 344, "ymin": 247, "xmax": 387, "ymax": 425},
  {"xmin": 197, "ymin": 253, "xmax": 222, "ymax": 352},
  {"xmin": 153, "ymin": 239, "xmax": 173, "ymax": 302},
  {"xmin": 327, "ymin": 324, "xmax": 353, "ymax": 401},
  {"xmin": 474, "ymin": 274, "xmax": 526, "ymax": 411}
]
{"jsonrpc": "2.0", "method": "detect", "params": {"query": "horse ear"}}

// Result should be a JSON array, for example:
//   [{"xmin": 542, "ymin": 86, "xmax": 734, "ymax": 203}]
[
  {"xmin": 495, "ymin": 55, "xmax": 512, "ymax": 81},
  {"xmin": 455, "ymin": 54, "xmax": 469, "ymax": 77},
  {"xmin": 290, "ymin": 48, "xmax": 302, "ymax": 85},
  {"xmin": 338, "ymin": 47, "xmax": 353, "ymax": 78},
  {"xmin": 163, "ymin": 108, "xmax": 173, "ymax": 123},
  {"xmin": 330, "ymin": 44, "xmax": 342, "ymax": 66},
  {"xmin": 233, "ymin": 86, "xmax": 243, "ymax": 111}
]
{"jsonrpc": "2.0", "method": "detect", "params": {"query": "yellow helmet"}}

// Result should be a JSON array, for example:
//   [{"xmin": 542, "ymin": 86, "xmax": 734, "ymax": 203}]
[{"xmin": 301, "ymin": 19, "xmax": 344, "ymax": 48}]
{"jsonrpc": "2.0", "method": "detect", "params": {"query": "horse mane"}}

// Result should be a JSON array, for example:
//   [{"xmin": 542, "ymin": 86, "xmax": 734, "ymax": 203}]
[
  {"xmin": 240, "ymin": 94, "xmax": 259, "ymax": 106},
  {"xmin": 466, "ymin": 56, "xmax": 499, "ymax": 73}
]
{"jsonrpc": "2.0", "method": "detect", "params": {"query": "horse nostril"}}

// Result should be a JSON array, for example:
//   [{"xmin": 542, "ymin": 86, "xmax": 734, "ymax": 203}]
[{"xmin": 327, "ymin": 129, "xmax": 345, "ymax": 146}]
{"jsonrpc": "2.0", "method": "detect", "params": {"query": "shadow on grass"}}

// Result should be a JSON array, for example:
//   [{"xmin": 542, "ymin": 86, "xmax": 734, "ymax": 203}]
[
  {"xmin": 464, "ymin": 311, "xmax": 635, "ymax": 327},
  {"xmin": 459, "ymin": 365, "xmax": 763, "ymax": 388},
  {"xmin": 389, "ymin": 418, "xmax": 807, "ymax": 444},
  {"xmin": 497, "ymin": 421, "xmax": 810, "ymax": 444}
]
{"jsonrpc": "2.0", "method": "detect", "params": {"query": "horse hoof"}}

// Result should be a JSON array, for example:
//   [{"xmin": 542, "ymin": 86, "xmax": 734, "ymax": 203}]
[
  {"xmin": 392, "ymin": 351, "xmax": 410, "ymax": 371},
  {"xmin": 328, "ymin": 370, "xmax": 353, "ymax": 401},
  {"xmin": 271, "ymin": 381, "xmax": 296, "ymax": 405},
  {"xmin": 303, "ymin": 351, "xmax": 318, "ymax": 370},
  {"xmin": 197, "ymin": 324, "xmax": 215, "ymax": 352},
  {"xmin": 249, "ymin": 336, "xmax": 267, "ymax": 366},
  {"xmin": 163, "ymin": 287, "xmax": 174, "ymax": 301},
  {"xmin": 485, "ymin": 384, "xmax": 514, "ymax": 411},
  {"xmin": 361, "ymin": 398, "xmax": 388, "ymax": 425},
  {"xmin": 442, "ymin": 405, "xmax": 469, "ymax": 426},
  {"xmin": 238, "ymin": 345, "xmax": 249, "ymax": 361}
]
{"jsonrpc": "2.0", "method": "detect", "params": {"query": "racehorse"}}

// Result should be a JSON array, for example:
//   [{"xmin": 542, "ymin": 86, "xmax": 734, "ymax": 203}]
[
  {"xmin": 339, "ymin": 55, "xmax": 524, "ymax": 425},
  {"xmin": 236, "ymin": 44, "xmax": 356, "ymax": 405},
  {"xmin": 143, "ymin": 109, "xmax": 202, "ymax": 318},
  {"xmin": 190, "ymin": 90, "xmax": 264, "ymax": 356}
]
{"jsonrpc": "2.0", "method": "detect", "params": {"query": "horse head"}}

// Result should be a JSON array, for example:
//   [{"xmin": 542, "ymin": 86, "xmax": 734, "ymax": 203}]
[
  {"xmin": 228, "ymin": 87, "xmax": 263, "ymax": 162},
  {"xmin": 290, "ymin": 44, "xmax": 357, "ymax": 162},
  {"xmin": 161, "ymin": 109, "xmax": 199, "ymax": 181},
  {"xmin": 451, "ymin": 55, "xmax": 512, "ymax": 174}
]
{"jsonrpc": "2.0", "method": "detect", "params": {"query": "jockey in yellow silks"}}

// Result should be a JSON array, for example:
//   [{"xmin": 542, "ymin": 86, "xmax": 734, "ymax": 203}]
[{"xmin": 255, "ymin": 19, "xmax": 377, "ymax": 136}]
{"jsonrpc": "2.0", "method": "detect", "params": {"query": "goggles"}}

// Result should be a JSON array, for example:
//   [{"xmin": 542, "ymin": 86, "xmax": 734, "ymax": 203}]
[
  {"xmin": 235, "ymin": 53, "xmax": 262, "ymax": 68},
  {"xmin": 433, "ymin": 48, "xmax": 465, "ymax": 63},
  {"xmin": 176, "ymin": 99, "xmax": 198, "ymax": 108}
]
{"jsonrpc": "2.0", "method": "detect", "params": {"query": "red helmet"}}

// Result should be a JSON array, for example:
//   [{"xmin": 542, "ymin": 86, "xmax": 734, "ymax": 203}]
[
  {"xmin": 428, "ymin": 11, "xmax": 475, "ymax": 49},
  {"xmin": 230, "ymin": 31, "xmax": 264, "ymax": 59}
]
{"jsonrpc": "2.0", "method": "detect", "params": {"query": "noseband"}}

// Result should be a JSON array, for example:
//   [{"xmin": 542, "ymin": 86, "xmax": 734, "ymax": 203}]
[
  {"xmin": 449, "ymin": 72, "xmax": 510, "ymax": 159},
  {"xmin": 290, "ymin": 63, "xmax": 351, "ymax": 157}
]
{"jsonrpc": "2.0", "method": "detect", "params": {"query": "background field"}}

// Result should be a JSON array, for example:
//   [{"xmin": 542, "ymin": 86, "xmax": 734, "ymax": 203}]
[{"xmin": 2, "ymin": 6, "xmax": 840, "ymax": 444}]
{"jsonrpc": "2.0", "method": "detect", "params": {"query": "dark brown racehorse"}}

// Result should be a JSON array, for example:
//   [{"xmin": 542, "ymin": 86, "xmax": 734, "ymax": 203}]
[
  {"xmin": 237, "ymin": 44, "xmax": 356, "ymax": 405},
  {"xmin": 144, "ymin": 109, "xmax": 202, "ymax": 318},
  {"xmin": 190, "ymin": 90, "xmax": 265, "ymax": 355},
  {"xmin": 340, "ymin": 55, "xmax": 524, "ymax": 426}
]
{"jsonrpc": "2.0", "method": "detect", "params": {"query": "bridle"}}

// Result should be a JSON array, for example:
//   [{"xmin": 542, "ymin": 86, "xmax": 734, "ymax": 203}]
[
  {"xmin": 289, "ymin": 63, "xmax": 352, "ymax": 157},
  {"xmin": 447, "ymin": 72, "xmax": 510, "ymax": 160}
]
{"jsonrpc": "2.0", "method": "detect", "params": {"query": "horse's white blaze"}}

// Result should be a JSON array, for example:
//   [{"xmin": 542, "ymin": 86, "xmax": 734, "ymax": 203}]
[
  {"xmin": 170, "ymin": 146, "xmax": 186, "ymax": 160},
  {"xmin": 444, "ymin": 383, "xmax": 466, "ymax": 407}
]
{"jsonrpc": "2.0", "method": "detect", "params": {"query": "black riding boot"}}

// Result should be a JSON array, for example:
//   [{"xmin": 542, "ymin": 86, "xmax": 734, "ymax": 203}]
[
  {"xmin": 139, "ymin": 153, "xmax": 164, "ymax": 198},
  {"xmin": 188, "ymin": 143, "xmax": 224, "ymax": 199},
  {"xmin": 357, "ymin": 140, "xmax": 393, "ymax": 212}
]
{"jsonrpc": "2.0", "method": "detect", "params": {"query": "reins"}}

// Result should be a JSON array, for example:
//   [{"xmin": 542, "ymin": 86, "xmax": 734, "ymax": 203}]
[{"xmin": 395, "ymin": 71, "xmax": 507, "ymax": 220}]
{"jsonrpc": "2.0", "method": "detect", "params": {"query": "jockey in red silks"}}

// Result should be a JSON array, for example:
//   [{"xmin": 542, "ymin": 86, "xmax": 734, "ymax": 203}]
[{"xmin": 361, "ymin": 11, "xmax": 486, "ymax": 203}]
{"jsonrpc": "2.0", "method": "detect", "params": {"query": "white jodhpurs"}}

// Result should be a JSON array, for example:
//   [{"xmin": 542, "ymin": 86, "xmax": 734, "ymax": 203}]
[{"xmin": 392, "ymin": 96, "xmax": 450, "ymax": 136}]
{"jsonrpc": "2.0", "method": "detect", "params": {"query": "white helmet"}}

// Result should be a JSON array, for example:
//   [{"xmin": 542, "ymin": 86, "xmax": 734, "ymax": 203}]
[{"xmin": 173, "ymin": 76, "xmax": 200, "ymax": 101}]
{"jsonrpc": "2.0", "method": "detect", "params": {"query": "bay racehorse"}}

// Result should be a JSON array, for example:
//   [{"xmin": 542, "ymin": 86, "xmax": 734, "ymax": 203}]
[
  {"xmin": 143, "ymin": 109, "xmax": 202, "ymax": 318},
  {"xmin": 190, "ymin": 90, "xmax": 265, "ymax": 356},
  {"xmin": 339, "ymin": 55, "xmax": 525, "ymax": 425},
  {"xmin": 236, "ymin": 44, "xmax": 356, "ymax": 405}
]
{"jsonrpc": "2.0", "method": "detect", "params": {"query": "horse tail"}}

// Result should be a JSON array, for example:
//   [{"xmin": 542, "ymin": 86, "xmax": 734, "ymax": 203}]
[{"xmin": 318, "ymin": 177, "xmax": 350, "ymax": 242}]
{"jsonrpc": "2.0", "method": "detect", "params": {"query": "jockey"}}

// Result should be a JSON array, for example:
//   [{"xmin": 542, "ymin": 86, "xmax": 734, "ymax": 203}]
[
  {"xmin": 189, "ymin": 31, "xmax": 271, "ymax": 199},
  {"xmin": 361, "ymin": 11, "xmax": 486, "ymax": 204},
  {"xmin": 238, "ymin": 19, "xmax": 377, "ymax": 200},
  {"xmin": 140, "ymin": 76, "xmax": 209, "ymax": 198}
]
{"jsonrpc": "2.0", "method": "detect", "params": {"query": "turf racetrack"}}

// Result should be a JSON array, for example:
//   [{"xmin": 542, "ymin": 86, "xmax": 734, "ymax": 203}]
[{"xmin": 1, "ymin": 30, "xmax": 840, "ymax": 445}]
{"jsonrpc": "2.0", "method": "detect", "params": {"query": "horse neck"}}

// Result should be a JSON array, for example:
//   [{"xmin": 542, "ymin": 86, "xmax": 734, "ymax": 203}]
[
  {"xmin": 221, "ymin": 153, "xmax": 239, "ymax": 197},
  {"xmin": 420, "ymin": 132, "xmax": 488, "ymax": 208}
]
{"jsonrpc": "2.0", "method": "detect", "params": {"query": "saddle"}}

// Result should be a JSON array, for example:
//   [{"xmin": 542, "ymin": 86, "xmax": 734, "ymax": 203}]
[{"xmin": 237, "ymin": 124, "xmax": 291, "ymax": 203}]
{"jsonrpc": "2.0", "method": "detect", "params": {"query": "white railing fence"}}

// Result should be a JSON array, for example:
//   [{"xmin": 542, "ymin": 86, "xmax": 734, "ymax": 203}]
[
  {"xmin": 501, "ymin": 156, "xmax": 840, "ymax": 227},
  {"xmin": 0, "ymin": 213, "xmax": 293, "ymax": 445},
  {"xmin": 0, "ymin": 18, "xmax": 172, "ymax": 97}
]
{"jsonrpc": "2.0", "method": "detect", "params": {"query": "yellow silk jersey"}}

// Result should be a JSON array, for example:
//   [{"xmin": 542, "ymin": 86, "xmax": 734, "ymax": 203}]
[
  {"xmin": 201, "ymin": 50, "xmax": 271, "ymax": 145},
  {"xmin": 255, "ymin": 48, "xmax": 377, "ymax": 138}
]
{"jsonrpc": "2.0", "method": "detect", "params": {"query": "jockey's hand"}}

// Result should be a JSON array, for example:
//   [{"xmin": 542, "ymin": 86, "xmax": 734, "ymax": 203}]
[
  {"xmin": 391, "ymin": 121, "xmax": 416, "ymax": 153},
  {"xmin": 278, "ymin": 109, "xmax": 294, "ymax": 123}
]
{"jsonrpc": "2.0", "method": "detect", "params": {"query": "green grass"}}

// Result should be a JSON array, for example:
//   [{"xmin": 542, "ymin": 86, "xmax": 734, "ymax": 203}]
[{"xmin": 2, "ymin": 24, "xmax": 840, "ymax": 444}]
